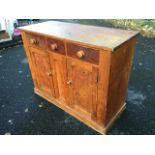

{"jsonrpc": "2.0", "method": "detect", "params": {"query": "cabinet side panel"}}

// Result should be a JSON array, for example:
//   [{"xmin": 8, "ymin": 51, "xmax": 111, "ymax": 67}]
[
  {"xmin": 97, "ymin": 50, "xmax": 111, "ymax": 126},
  {"xmin": 105, "ymin": 37, "xmax": 137, "ymax": 125},
  {"xmin": 20, "ymin": 31, "xmax": 38, "ymax": 89}
]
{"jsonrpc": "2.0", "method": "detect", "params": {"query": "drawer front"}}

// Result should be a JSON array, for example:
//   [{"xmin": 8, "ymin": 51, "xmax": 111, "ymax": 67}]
[
  {"xmin": 26, "ymin": 33, "xmax": 46, "ymax": 49},
  {"xmin": 47, "ymin": 38, "xmax": 65, "ymax": 55},
  {"xmin": 67, "ymin": 43, "xmax": 99, "ymax": 65}
]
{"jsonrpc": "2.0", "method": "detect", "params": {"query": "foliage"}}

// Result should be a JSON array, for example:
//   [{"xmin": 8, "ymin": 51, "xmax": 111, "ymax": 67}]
[{"xmin": 102, "ymin": 19, "xmax": 155, "ymax": 38}]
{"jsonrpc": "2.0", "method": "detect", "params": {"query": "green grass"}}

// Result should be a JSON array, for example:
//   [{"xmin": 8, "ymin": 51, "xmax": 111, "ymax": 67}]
[{"xmin": 102, "ymin": 19, "xmax": 155, "ymax": 38}]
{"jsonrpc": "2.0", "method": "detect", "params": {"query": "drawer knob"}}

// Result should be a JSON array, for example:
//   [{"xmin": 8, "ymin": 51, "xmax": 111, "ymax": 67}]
[
  {"xmin": 50, "ymin": 43, "xmax": 58, "ymax": 50},
  {"xmin": 76, "ymin": 50, "xmax": 85, "ymax": 58},
  {"xmin": 67, "ymin": 80, "xmax": 72, "ymax": 85},
  {"xmin": 47, "ymin": 72, "xmax": 53, "ymax": 76},
  {"xmin": 30, "ymin": 38, "xmax": 37, "ymax": 44}
]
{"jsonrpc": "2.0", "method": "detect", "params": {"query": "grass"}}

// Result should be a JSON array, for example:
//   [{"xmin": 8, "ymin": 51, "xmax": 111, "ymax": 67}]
[{"xmin": 102, "ymin": 19, "xmax": 155, "ymax": 38}]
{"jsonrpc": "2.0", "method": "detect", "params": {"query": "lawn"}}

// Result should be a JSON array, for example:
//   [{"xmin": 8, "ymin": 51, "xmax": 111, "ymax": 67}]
[{"xmin": 102, "ymin": 19, "xmax": 155, "ymax": 38}]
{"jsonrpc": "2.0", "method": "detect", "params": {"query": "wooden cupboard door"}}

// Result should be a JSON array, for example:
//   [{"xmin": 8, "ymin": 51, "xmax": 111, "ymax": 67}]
[
  {"xmin": 49, "ymin": 52, "xmax": 68, "ymax": 104},
  {"xmin": 67, "ymin": 58, "xmax": 98, "ymax": 120},
  {"xmin": 30, "ymin": 48, "xmax": 55, "ymax": 97}
]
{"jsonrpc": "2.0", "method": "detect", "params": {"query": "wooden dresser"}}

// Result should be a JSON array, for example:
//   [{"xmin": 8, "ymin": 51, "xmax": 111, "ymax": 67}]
[{"xmin": 19, "ymin": 21, "xmax": 139, "ymax": 134}]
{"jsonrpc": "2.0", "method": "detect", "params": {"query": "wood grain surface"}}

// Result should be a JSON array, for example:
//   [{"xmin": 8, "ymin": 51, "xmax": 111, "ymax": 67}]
[
  {"xmin": 19, "ymin": 21, "xmax": 138, "ymax": 134},
  {"xmin": 19, "ymin": 21, "xmax": 139, "ymax": 50}
]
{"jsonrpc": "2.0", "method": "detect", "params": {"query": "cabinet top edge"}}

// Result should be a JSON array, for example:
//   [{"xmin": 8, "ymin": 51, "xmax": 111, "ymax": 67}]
[{"xmin": 19, "ymin": 21, "xmax": 139, "ymax": 51}]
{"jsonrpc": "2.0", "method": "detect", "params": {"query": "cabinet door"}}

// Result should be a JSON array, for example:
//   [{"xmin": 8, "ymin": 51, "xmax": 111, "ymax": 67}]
[
  {"xmin": 30, "ymin": 48, "xmax": 55, "ymax": 97},
  {"xmin": 67, "ymin": 58, "xmax": 98, "ymax": 120},
  {"xmin": 49, "ymin": 52, "xmax": 68, "ymax": 104}
]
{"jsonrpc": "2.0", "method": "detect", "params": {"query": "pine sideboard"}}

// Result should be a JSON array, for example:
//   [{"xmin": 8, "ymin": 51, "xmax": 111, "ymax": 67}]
[{"xmin": 19, "ymin": 21, "xmax": 139, "ymax": 134}]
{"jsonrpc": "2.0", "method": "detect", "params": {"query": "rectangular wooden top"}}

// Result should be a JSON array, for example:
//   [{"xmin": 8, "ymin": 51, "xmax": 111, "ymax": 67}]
[{"xmin": 19, "ymin": 21, "xmax": 139, "ymax": 50}]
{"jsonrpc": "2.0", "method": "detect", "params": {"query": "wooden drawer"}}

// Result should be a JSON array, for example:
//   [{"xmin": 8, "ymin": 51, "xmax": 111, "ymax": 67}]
[
  {"xmin": 47, "ymin": 38, "xmax": 65, "ymax": 55},
  {"xmin": 26, "ymin": 33, "xmax": 46, "ymax": 49},
  {"xmin": 67, "ymin": 43, "xmax": 99, "ymax": 65}
]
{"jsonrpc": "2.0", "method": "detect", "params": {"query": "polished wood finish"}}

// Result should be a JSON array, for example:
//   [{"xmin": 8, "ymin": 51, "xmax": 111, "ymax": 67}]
[
  {"xmin": 26, "ymin": 33, "xmax": 46, "ymax": 49},
  {"xmin": 76, "ymin": 50, "xmax": 85, "ymax": 59},
  {"xmin": 67, "ymin": 58, "xmax": 98, "ymax": 120},
  {"xmin": 96, "ymin": 50, "xmax": 111, "ymax": 126},
  {"xmin": 19, "ymin": 21, "xmax": 139, "ymax": 50},
  {"xmin": 30, "ymin": 38, "xmax": 37, "ymax": 45},
  {"xmin": 20, "ymin": 32, "xmax": 38, "ymax": 89},
  {"xmin": 30, "ymin": 47, "xmax": 55, "ymax": 97},
  {"xmin": 67, "ymin": 43, "xmax": 99, "ymax": 65},
  {"xmin": 49, "ymin": 53, "xmax": 68, "ymax": 104},
  {"xmin": 47, "ymin": 37, "xmax": 65, "ymax": 55},
  {"xmin": 19, "ymin": 21, "xmax": 138, "ymax": 134},
  {"xmin": 105, "ymin": 38, "xmax": 136, "ymax": 125}
]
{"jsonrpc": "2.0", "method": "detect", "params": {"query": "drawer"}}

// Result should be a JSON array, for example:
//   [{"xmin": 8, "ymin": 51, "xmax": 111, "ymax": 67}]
[
  {"xmin": 26, "ymin": 33, "xmax": 46, "ymax": 49},
  {"xmin": 67, "ymin": 43, "xmax": 99, "ymax": 65},
  {"xmin": 47, "ymin": 38, "xmax": 65, "ymax": 55}
]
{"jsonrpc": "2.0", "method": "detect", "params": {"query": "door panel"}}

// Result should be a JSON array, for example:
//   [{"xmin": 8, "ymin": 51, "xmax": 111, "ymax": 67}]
[
  {"xmin": 67, "ymin": 58, "xmax": 98, "ymax": 120},
  {"xmin": 49, "ymin": 52, "xmax": 68, "ymax": 104},
  {"xmin": 30, "ymin": 47, "xmax": 55, "ymax": 97}
]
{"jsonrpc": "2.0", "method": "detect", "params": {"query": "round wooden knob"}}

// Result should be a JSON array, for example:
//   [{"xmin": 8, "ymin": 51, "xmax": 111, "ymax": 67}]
[
  {"xmin": 47, "ymin": 72, "xmax": 52, "ymax": 76},
  {"xmin": 67, "ymin": 80, "xmax": 72, "ymax": 85},
  {"xmin": 30, "ymin": 38, "xmax": 37, "ymax": 44},
  {"xmin": 76, "ymin": 50, "xmax": 85, "ymax": 58},
  {"xmin": 50, "ymin": 43, "xmax": 58, "ymax": 50}
]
